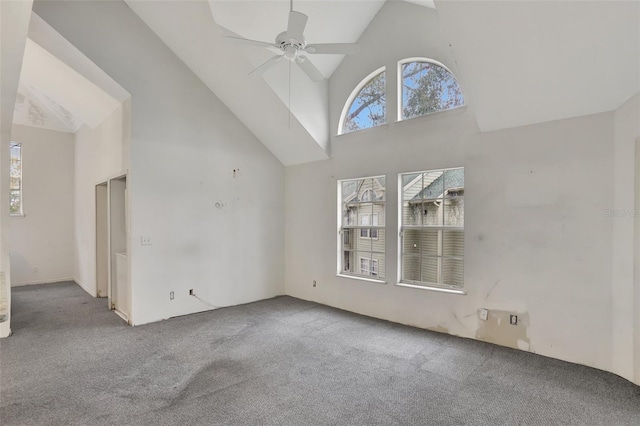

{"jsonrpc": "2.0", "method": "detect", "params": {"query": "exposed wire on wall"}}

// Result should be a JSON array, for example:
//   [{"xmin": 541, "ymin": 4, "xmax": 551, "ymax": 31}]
[{"xmin": 190, "ymin": 290, "xmax": 222, "ymax": 309}]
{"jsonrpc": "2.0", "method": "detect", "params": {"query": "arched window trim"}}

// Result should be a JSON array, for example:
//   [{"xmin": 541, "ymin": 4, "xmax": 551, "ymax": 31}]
[
  {"xmin": 338, "ymin": 66, "xmax": 386, "ymax": 135},
  {"xmin": 396, "ymin": 57, "xmax": 465, "ymax": 122}
]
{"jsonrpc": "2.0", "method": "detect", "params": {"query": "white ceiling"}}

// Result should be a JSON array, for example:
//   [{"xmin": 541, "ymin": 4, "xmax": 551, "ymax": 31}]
[
  {"xmin": 435, "ymin": 0, "xmax": 639, "ymax": 132},
  {"xmin": 210, "ymin": 0, "xmax": 386, "ymax": 79},
  {"xmin": 122, "ymin": 0, "xmax": 638, "ymax": 165},
  {"xmin": 14, "ymin": 81, "xmax": 82, "ymax": 133},
  {"xmin": 15, "ymin": 38, "xmax": 123, "ymax": 133}
]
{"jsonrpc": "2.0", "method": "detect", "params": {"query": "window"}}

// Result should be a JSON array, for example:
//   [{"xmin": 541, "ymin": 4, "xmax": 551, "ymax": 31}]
[
  {"xmin": 10, "ymin": 142, "xmax": 23, "ymax": 216},
  {"xmin": 339, "ymin": 68, "xmax": 386, "ymax": 134},
  {"xmin": 399, "ymin": 59, "xmax": 464, "ymax": 121},
  {"xmin": 359, "ymin": 258, "xmax": 379, "ymax": 277},
  {"xmin": 339, "ymin": 176, "xmax": 386, "ymax": 280},
  {"xmin": 399, "ymin": 168, "xmax": 464, "ymax": 289},
  {"xmin": 360, "ymin": 214, "xmax": 379, "ymax": 239}
]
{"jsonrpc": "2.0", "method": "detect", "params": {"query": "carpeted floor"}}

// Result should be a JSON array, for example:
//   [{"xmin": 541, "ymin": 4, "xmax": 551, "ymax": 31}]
[{"xmin": 1, "ymin": 282, "xmax": 639, "ymax": 425}]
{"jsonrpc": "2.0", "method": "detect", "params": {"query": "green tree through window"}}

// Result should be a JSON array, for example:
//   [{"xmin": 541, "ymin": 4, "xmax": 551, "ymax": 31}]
[
  {"xmin": 342, "ymin": 70, "xmax": 386, "ymax": 134},
  {"xmin": 401, "ymin": 61, "xmax": 463, "ymax": 120}
]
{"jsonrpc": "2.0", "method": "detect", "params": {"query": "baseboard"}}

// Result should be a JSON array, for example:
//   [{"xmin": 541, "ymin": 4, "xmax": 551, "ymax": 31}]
[
  {"xmin": 74, "ymin": 279, "xmax": 97, "ymax": 297},
  {"xmin": 12, "ymin": 277, "xmax": 75, "ymax": 287}
]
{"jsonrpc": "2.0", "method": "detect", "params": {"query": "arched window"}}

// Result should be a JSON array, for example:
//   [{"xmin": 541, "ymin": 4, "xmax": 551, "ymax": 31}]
[
  {"xmin": 399, "ymin": 59, "xmax": 464, "ymax": 121},
  {"xmin": 339, "ymin": 67, "xmax": 386, "ymax": 134}
]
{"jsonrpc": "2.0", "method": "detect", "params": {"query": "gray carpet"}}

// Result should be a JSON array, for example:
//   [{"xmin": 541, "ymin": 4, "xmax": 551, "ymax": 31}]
[{"xmin": 1, "ymin": 282, "xmax": 639, "ymax": 425}]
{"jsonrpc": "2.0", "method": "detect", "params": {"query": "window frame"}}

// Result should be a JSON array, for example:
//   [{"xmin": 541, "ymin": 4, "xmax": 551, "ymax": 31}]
[
  {"xmin": 338, "ymin": 66, "xmax": 387, "ymax": 135},
  {"xmin": 397, "ymin": 57, "xmax": 465, "ymax": 123},
  {"xmin": 337, "ymin": 175, "xmax": 386, "ymax": 283},
  {"xmin": 9, "ymin": 142, "xmax": 24, "ymax": 217},
  {"xmin": 397, "ymin": 167, "xmax": 465, "ymax": 294}
]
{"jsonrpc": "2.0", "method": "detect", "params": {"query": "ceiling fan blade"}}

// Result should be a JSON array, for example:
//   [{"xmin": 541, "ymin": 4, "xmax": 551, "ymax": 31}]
[
  {"xmin": 224, "ymin": 36, "xmax": 279, "ymax": 49},
  {"xmin": 304, "ymin": 43, "xmax": 360, "ymax": 55},
  {"xmin": 249, "ymin": 55, "xmax": 283, "ymax": 77},
  {"xmin": 296, "ymin": 56, "xmax": 324, "ymax": 82},
  {"xmin": 287, "ymin": 11, "xmax": 308, "ymax": 42}
]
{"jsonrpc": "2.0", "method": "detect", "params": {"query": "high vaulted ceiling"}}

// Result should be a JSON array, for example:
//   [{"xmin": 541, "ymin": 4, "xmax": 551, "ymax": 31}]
[
  {"xmin": 12, "ymin": 13, "xmax": 129, "ymax": 134},
  {"xmin": 125, "ymin": 0, "xmax": 638, "ymax": 165}
]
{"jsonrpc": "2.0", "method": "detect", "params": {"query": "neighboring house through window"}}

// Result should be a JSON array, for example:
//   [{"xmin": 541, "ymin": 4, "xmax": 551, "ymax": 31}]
[
  {"xmin": 399, "ymin": 168, "xmax": 464, "ymax": 290},
  {"xmin": 10, "ymin": 142, "xmax": 23, "ymax": 216},
  {"xmin": 338, "ymin": 176, "xmax": 386, "ymax": 280}
]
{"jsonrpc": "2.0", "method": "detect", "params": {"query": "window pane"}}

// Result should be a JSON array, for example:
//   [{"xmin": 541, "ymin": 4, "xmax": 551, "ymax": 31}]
[
  {"xmin": 442, "ymin": 258, "xmax": 464, "ymax": 287},
  {"xmin": 371, "ymin": 229, "xmax": 384, "ymax": 251},
  {"xmin": 358, "ymin": 204, "xmax": 373, "ymax": 231},
  {"xmin": 402, "ymin": 254, "xmax": 421, "ymax": 282},
  {"xmin": 399, "ymin": 168, "xmax": 464, "ymax": 289},
  {"xmin": 444, "ymin": 168, "xmax": 464, "ymax": 194},
  {"xmin": 10, "ymin": 190, "xmax": 21, "ymax": 214},
  {"xmin": 10, "ymin": 177, "xmax": 20, "ymax": 190},
  {"xmin": 9, "ymin": 142, "xmax": 22, "ymax": 215},
  {"xmin": 421, "ymin": 171, "xmax": 444, "ymax": 200},
  {"xmin": 401, "ymin": 61, "xmax": 464, "ymax": 121},
  {"xmin": 375, "ymin": 176, "xmax": 386, "ymax": 201},
  {"xmin": 339, "ymin": 175, "xmax": 385, "ymax": 280},
  {"xmin": 402, "ymin": 200, "xmax": 421, "ymax": 226},
  {"xmin": 373, "ymin": 203, "xmax": 384, "ymax": 226},
  {"xmin": 442, "ymin": 230, "xmax": 464, "ymax": 257},
  {"xmin": 420, "ymin": 256, "xmax": 439, "ymax": 284},
  {"xmin": 403, "ymin": 229, "xmax": 421, "ymax": 256},
  {"xmin": 372, "ymin": 256, "xmax": 385, "ymax": 279},
  {"xmin": 342, "ymin": 70, "xmax": 386, "ymax": 134},
  {"xmin": 343, "ymin": 251, "xmax": 353, "ymax": 273},
  {"xmin": 423, "ymin": 202, "xmax": 443, "ymax": 227}
]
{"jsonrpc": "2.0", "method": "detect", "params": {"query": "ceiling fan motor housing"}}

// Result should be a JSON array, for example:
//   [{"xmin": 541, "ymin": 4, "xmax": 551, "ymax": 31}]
[{"xmin": 276, "ymin": 31, "xmax": 306, "ymax": 52}]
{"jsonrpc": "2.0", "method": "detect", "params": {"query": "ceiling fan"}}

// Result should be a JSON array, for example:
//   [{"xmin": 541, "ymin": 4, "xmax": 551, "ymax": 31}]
[{"xmin": 224, "ymin": 1, "xmax": 360, "ymax": 82}]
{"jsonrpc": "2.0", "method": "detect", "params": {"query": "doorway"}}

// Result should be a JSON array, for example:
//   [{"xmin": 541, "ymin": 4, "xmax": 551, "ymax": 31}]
[
  {"xmin": 109, "ymin": 175, "xmax": 129, "ymax": 320},
  {"xmin": 95, "ymin": 175, "xmax": 129, "ymax": 322},
  {"xmin": 95, "ymin": 182, "xmax": 108, "ymax": 299}
]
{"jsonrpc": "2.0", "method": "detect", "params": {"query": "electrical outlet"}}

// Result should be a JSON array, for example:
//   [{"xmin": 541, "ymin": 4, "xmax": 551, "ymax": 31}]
[
  {"xmin": 479, "ymin": 308, "xmax": 488, "ymax": 321},
  {"xmin": 141, "ymin": 236, "xmax": 152, "ymax": 245},
  {"xmin": 510, "ymin": 314, "xmax": 518, "ymax": 325},
  {"xmin": 170, "ymin": 291, "xmax": 174, "ymax": 300},
  {"xmin": 189, "ymin": 289, "xmax": 194, "ymax": 296},
  {"xmin": 313, "ymin": 280, "xmax": 317, "ymax": 287}
]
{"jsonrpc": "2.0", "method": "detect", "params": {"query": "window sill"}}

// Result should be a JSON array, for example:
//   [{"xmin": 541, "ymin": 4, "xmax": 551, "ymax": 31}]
[
  {"xmin": 337, "ymin": 274, "xmax": 386, "ymax": 285},
  {"xmin": 10, "ymin": 214, "xmax": 25, "ymax": 218},
  {"xmin": 397, "ymin": 282, "xmax": 466, "ymax": 295}
]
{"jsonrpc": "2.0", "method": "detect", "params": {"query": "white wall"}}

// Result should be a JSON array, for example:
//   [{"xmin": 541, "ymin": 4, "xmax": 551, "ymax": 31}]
[
  {"xmin": 0, "ymin": 0, "xmax": 34, "ymax": 338},
  {"xmin": 285, "ymin": 0, "xmax": 629, "ymax": 383},
  {"xmin": 611, "ymin": 94, "xmax": 640, "ymax": 384},
  {"xmin": 9, "ymin": 125, "xmax": 74, "ymax": 286},
  {"xmin": 73, "ymin": 105, "xmax": 125, "ymax": 296},
  {"xmin": 35, "ymin": 0, "xmax": 285, "ymax": 325}
]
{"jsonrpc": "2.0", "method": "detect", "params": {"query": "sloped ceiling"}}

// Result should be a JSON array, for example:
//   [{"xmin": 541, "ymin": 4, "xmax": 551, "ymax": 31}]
[
  {"xmin": 210, "ymin": 0, "xmax": 386, "ymax": 79},
  {"xmin": 124, "ymin": 0, "xmax": 638, "ymax": 166},
  {"xmin": 13, "ymin": 15, "xmax": 129, "ymax": 134},
  {"xmin": 14, "ymin": 81, "xmax": 82, "ymax": 133},
  {"xmin": 435, "ymin": 0, "xmax": 639, "ymax": 132},
  {"xmin": 1, "ymin": 0, "xmax": 33, "ymax": 136}
]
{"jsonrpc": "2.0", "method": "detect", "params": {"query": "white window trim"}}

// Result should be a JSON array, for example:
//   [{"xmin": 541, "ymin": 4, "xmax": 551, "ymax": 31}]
[
  {"xmin": 338, "ymin": 66, "xmax": 386, "ymax": 135},
  {"xmin": 9, "ymin": 142, "xmax": 24, "ymax": 217},
  {"xmin": 337, "ymin": 175, "xmax": 386, "ymax": 283},
  {"xmin": 396, "ymin": 57, "xmax": 466, "ymax": 123},
  {"xmin": 397, "ymin": 168, "xmax": 465, "ymax": 290}
]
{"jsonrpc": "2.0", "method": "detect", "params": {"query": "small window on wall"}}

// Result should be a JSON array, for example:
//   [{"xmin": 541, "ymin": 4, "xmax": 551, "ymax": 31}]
[
  {"xmin": 399, "ymin": 59, "xmax": 464, "ymax": 121},
  {"xmin": 399, "ymin": 168, "xmax": 464, "ymax": 290},
  {"xmin": 10, "ymin": 142, "xmax": 23, "ymax": 216},
  {"xmin": 338, "ymin": 176, "xmax": 386, "ymax": 280},
  {"xmin": 339, "ymin": 68, "xmax": 386, "ymax": 134}
]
